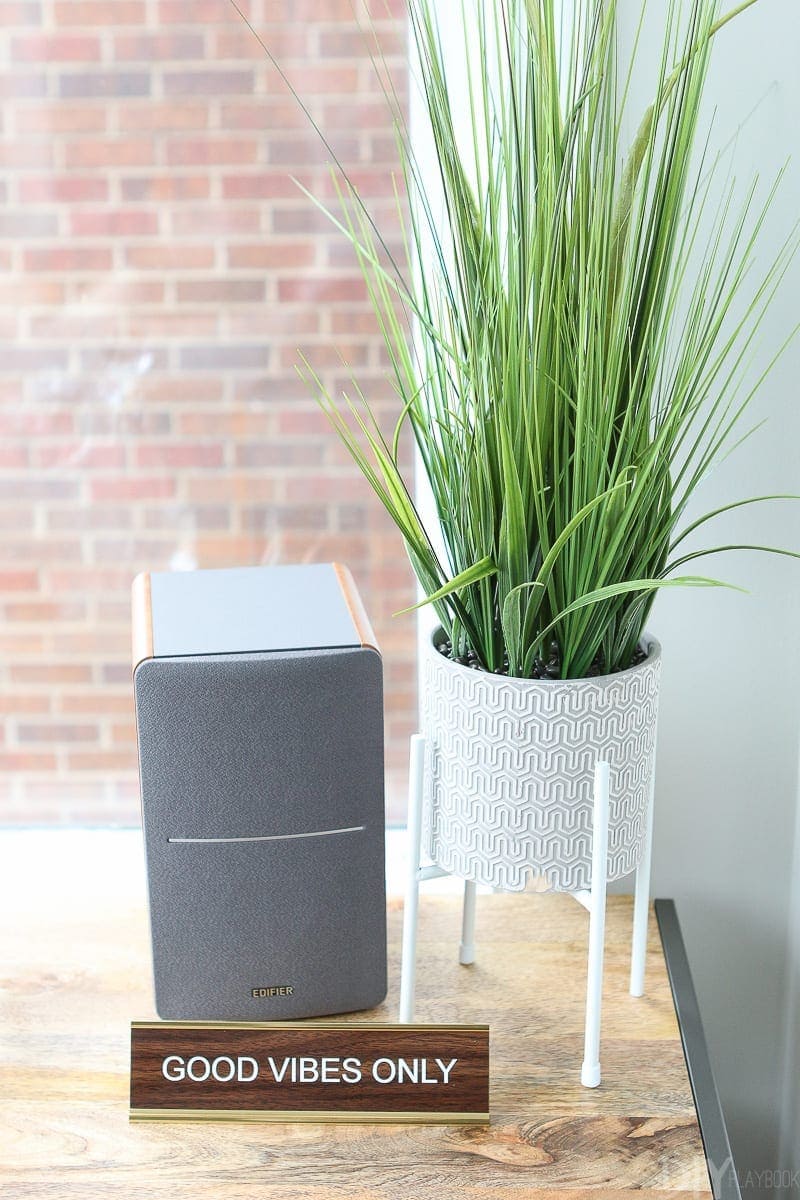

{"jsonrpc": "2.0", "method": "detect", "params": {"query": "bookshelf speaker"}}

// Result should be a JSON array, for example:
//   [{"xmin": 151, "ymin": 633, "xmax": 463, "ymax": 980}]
[{"xmin": 132, "ymin": 562, "xmax": 386, "ymax": 1021}]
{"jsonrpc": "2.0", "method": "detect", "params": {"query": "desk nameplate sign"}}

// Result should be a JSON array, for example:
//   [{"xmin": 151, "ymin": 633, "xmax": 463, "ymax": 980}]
[{"xmin": 130, "ymin": 1021, "xmax": 490, "ymax": 1124}]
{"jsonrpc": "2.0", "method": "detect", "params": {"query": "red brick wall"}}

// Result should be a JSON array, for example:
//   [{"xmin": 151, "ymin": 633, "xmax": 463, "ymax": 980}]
[{"xmin": 0, "ymin": 0, "xmax": 416, "ymax": 825}]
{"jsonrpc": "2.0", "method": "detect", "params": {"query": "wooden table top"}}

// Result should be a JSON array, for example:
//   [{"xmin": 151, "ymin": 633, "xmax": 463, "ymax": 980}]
[{"xmin": 1, "ymin": 840, "xmax": 711, "ymax": 1199}]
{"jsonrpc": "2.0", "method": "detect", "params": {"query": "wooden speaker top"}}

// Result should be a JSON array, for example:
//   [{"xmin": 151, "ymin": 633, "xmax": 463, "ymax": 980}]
[{"xmin": 131, "ymin": 561, "xmax": 378, "ymax": 671}]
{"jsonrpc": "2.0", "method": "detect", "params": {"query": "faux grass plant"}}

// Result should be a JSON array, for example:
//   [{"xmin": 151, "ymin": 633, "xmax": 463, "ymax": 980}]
[{"xmin": 277, "ymin": 0, "xmax": 798, "ymax": 679}]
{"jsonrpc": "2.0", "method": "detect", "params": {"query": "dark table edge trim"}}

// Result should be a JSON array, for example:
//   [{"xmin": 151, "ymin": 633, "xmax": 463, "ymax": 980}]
[{"xmin": 655, "ymin": 898, "xmax": 741, "ymax": 1200}]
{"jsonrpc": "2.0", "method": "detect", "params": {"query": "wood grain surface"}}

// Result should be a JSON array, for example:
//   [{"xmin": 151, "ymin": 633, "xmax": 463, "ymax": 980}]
[
  {"xmin": 130, "ymin": 1022, "xmax": 489, "ymax": 1119},
  {"xmin": 0, "ymin": 864, "xmax": 712, "ymax": 1199}
]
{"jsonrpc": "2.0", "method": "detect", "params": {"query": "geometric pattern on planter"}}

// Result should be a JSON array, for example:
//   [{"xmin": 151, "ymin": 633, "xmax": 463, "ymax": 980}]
[{"xmin": 421, "ymin": 631, "xmax": 662, "ymax": 893}]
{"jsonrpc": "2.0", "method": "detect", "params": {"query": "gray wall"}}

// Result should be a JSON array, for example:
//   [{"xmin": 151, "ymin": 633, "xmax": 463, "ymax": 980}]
[
  {"xmin": 616, "ymin": 2, "xmax": 800, "ymax": 1193},
  {"xmin": 780, "ymin": 768, "xmax": 800, "ymax": 1182}
]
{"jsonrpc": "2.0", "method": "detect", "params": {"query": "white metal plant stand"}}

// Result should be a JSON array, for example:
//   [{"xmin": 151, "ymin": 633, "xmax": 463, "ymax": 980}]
[{"xmin": 399, "ymin": 732, "xmax": 656, "ymax": 1089}]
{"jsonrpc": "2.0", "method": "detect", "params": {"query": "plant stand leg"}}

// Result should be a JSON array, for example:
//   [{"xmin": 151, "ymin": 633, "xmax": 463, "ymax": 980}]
[
  {"xmin": 399, "ymin": 733, "xmax": 426, "ymax": 1023},
  {"xmin": 581, "ymin": 760, "xmax": 610, "ymax": 1089},
  {"xmin": 630, "ymin": 766, "xmax": 656, "ymax": 997},
  {"xmin": 459, "ymin": 879, "xmax": 477, "ymax": 965}
]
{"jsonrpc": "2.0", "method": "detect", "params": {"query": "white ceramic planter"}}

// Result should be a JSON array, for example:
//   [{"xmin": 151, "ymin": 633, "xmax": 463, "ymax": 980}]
[{"xmin": 421, "ymin": 627, "xmax": 662, "ymax": 892}]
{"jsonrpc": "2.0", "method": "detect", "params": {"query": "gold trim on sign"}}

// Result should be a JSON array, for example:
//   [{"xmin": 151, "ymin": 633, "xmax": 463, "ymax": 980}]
[
  {"xmin": 332, "ymin": 562, "xmax": 380, "ymax": 654},
  {"xmin": 131, "ymin": 1020, "xmax": 489, "ymax": 1032},
  {"xmin": 131, "ymin": 572, "xmax": 153, "ymax": 674},
  {"xmin": 129, "ymin": 1109, "xmax": 490, "ymax": 1125}
]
